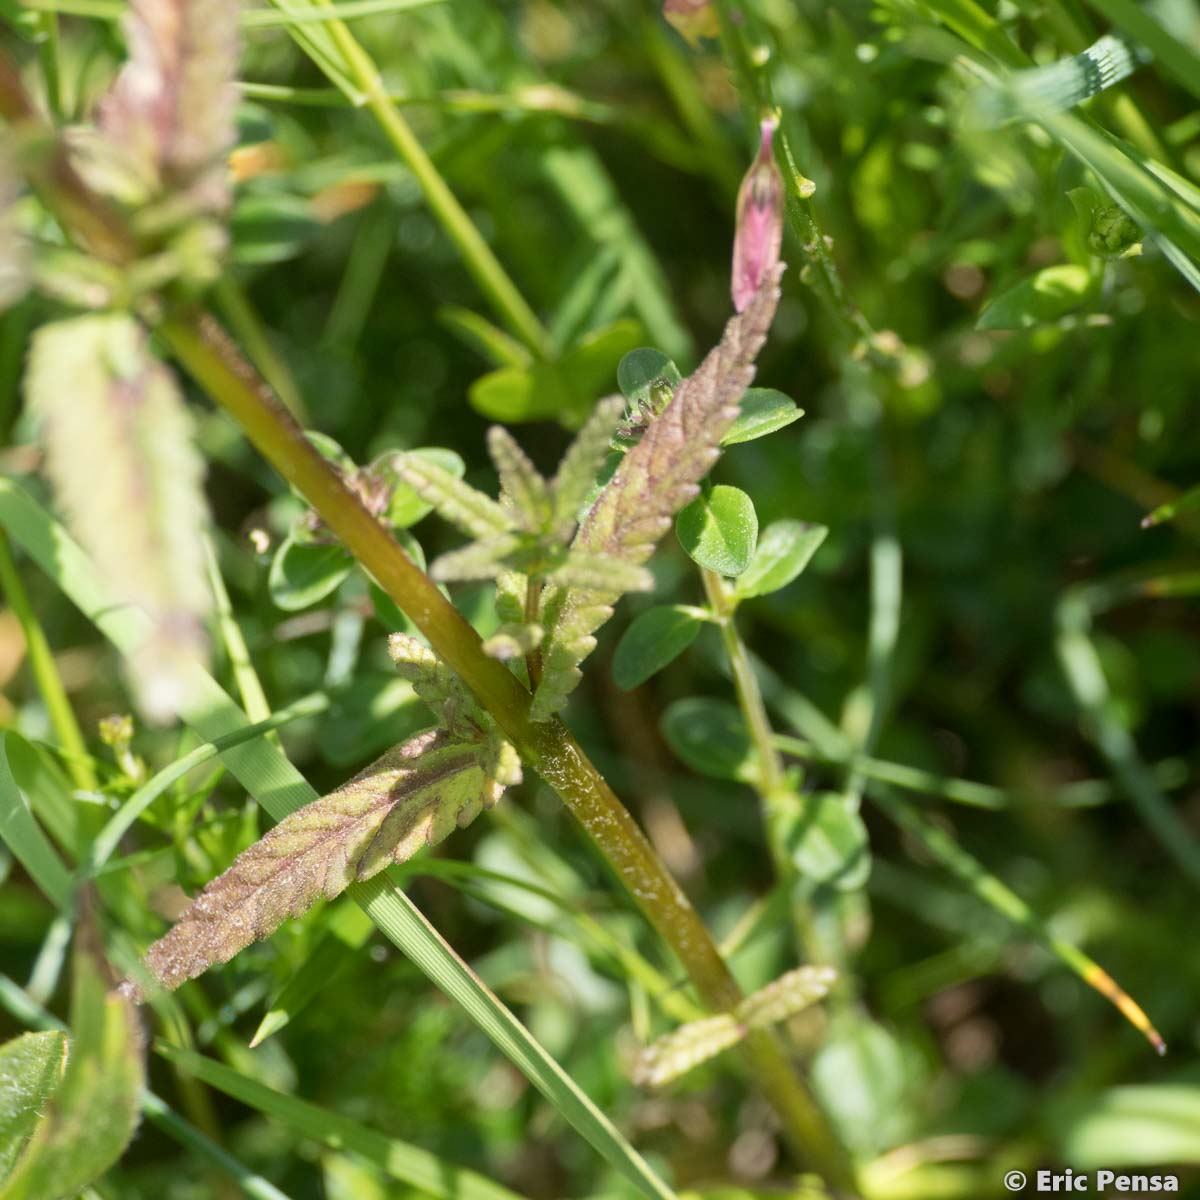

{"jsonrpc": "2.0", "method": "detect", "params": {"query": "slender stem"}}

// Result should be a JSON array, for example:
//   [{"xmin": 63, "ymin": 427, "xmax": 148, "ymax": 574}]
[
  {"xmin": 0, "ymin": 530, "xmax": 97, "ymax": 792},
  {"xmin": 702, "ymin": 569, "xmax": 818, "ymax": 958},
  {"xmin": 317, "ymin": 7, "xmax": 552, "ymax": 357},
  {"xmin": 159, "ymin": 308, "xmax": 857, "ymax": 1193},
  {"xmin": 1, "ymin": 55, "xmax": 855, "ymax": 1191}
]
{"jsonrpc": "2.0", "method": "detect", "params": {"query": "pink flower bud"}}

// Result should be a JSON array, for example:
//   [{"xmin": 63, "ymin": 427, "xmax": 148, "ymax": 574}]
[
  {"xmin": 731, "ymin": 118, "xmax": 784, "ymax": 313},
  {"xmin": 662, "ymin": 0, "xmax": 718, "ymax": 47}
]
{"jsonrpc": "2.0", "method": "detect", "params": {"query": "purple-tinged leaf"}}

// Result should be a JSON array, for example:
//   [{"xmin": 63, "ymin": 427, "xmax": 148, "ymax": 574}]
[
  {"xmin": 531, "ymin": 266, "xmax": 784, "ymax": 719},
  {"xmin": 26, "ymin": 315, "xmax": 211, "ymax": 723},
  {"xmin": 131, "ymin": 727, "xmax": 521, "ymax": 995},
  {"xmin": 99, "ymin": 0, "xmax": 240, "ymax": 213}
]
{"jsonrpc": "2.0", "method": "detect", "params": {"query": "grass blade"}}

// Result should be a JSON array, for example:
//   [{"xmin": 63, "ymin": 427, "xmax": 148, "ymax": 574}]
[
  {"xmin": 868, "ymin": 786, "xmax": 1165, "ymax": 1053},
  {"xmin": 159, "ymin": 1041, "xmax": 528, "ymax": 1200}
]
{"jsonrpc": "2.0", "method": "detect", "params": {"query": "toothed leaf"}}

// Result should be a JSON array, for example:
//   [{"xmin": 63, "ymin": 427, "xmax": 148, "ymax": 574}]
[
  {"xmin": 26, "ymin": 315, "xmax": 212, "ymax": 723},
  {"xmin": 487, "ymin": 426, "xmax": 552, "ymax": 530},
  {"xmin": 482, "ymin": 622, "xmax": 544, "ymax": 661},
  {"xmin": 430, "ymin": 534, "xmax": 523, "ymax": 583},
  {"xmin": 386, "ymin": 633, "xmax": 492, "ymax": 739},
  {"xmin": 383, "ymin": 448, "xmax": 465, "ymax": 528},
  {"xmin": 396, "ymin": 454, "xmax": 512, "ymax": 541},
  {"xmin": 546, "ymin": 552, "xmax": 653, "ymax": 594},
  {"xmin": 494, "ymin": 571, "xmax": 528, "ymax": 627},
  {"xmin": 98, "ymin": 0, "xmax": 239, "ymax": 212},
  {"xmin": 532, "ymin": 268, "xmax": 783, "ymax": 719},
  {"xmin": 633, "ymin": 1014, "xmax": 743, "ymax": 1088},
  {"xmin": 737, "ymin": 965, "xmax": 837, "ymax": 1028},
  {"xmin": 132, "ymin": 727, "xmax": 520, "ymax": 994},
  {"xmin": 551, "ymin": 395, "xmax": 626, "ymax": 526}
]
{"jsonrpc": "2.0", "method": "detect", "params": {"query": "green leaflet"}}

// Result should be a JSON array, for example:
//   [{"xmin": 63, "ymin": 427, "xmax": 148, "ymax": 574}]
[
  {"xmin": 26, "ymin": 315, "xmax": 212, "ymax": 723},
  {"xmin": 532, "ymin": 266, "xmax": 784, "ymax": 720},
  {"xmin": 675, "ymin": 484, "xmax": 759, "ymax": 577},
  {"xmin": 612, "ymin": 606, "xmax": 704, "ymax": 691},
  {"xmin": 134, "ymin": 725, "xmax": 521, "ymax": 994},
  {"xmin": 2, "ymin": 940, "xmax": 144, "ymax": 1200}
]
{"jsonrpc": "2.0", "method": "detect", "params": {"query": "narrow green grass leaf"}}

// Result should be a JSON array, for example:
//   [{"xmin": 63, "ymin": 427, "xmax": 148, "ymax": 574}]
[
  {"xmin": 1079, "ymin": 0, "xmax": 1200, "ymax": 103},
  {"xmin": 1141, "ymin": 481, "xmax": 1200, "ymax": 528},
  {"xmin": 250, "ymin": 900, "xmax": 374, "ymax": 1046},
  {"xmin": 1060, "ymin": 1084, "xmax": 1200, "ymax": 1166},
  {"xmin": 0, "ymin": 735, "xmax": 72, "ymax": 906},
  {"xmin": 0, "ymin": 478, "xmax": 680, "ymax": 1200},
  {"xmin": 869, "ymin": 785, "xmax": 1165, "ymax": 1053},
  {"xmin": 158, "ymin": 1042, "xmax": 528, "ymax": 1200}
]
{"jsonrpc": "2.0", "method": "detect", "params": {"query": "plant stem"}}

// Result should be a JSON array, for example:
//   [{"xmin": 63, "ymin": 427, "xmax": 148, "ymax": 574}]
[
  {"xmin": 159, "ymin": 308, "xmax": 857, "ymax": 1193},
  {"xmin": 1, "ymin": 52, "xmax": 855, "ymax": 1190},
  {"xmin": 701, "ymin": 569, "xmax": 819, "ymax": 959},
  {"xmin": 318, "ymin": 6, "xmax": 552, "ymax": 357},
  {"xmin": 0, "ymin": 530, "xmax": 97, "ymax": 792}
]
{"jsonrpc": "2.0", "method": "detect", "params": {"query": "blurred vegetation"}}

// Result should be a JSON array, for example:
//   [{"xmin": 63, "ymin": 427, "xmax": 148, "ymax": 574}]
[{"xmin": 2, "ymin": 0, "xmax": 1200, "ymax": 1197}]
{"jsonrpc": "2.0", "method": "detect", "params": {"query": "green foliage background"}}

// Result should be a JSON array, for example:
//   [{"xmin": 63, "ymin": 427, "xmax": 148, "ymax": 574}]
[{"xmin": 1, "ymin": 0, "xmax": 1199, "ymax": 1196}]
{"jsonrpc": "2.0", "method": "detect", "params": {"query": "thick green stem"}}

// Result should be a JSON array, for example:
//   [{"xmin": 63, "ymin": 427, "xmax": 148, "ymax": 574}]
[
  {"xmin": 1, "ymin": 49, "xmax": 854, "ymax": 1191},
  {"xmin": 160, "ymin": 310, "xmax": 856, "ymax": 1193},
  {"xmin": 0, "ymin": 530, "xmax": 97, "ymax": 792}
]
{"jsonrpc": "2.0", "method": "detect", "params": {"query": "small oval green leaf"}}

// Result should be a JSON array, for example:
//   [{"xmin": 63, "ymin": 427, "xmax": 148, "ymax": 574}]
[
  {"xmin": 613, "ymin": 606, "xmax": 703, "ymax": 690},
  {"xmin": 779, "ymin": 791, "xmax": 871, "ymax": 891},
  {"xmin": 736, "ymin": 520, "xmax": 828, "ymax": 600},
  {"xmin": 676, "ymin": 485, "xmax": 758, "ymax": 577},
  {"xmin": 661, "ymin": 698, "xmax": 755, "ymax": 781},
  {"xmin": 617, "ymin": 347, "xmax": 681, "ymax": 405},
  {"xmin": 722, "ymin": 388, "xmax": 804, "ymax": 445},
  {"xmin": 268, "ymin": 535, "xmax": 353, "ymax": 611},
  {"xmin": 976, "ymin": 264, "xmax": 1095, "ymax": 330}
]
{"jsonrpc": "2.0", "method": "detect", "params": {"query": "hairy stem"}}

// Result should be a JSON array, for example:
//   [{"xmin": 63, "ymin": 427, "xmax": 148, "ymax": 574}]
[
  {"xmin": 160, "ymin": 309, "xmax": 856, "ymax": 1192},
  {"xmin": 0, "ymin": 530, "xmax": 97, "ymax": 792},
  {"xmin": 1, "ymin": 49, "xmax": 854, "ymax": 1189}
]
